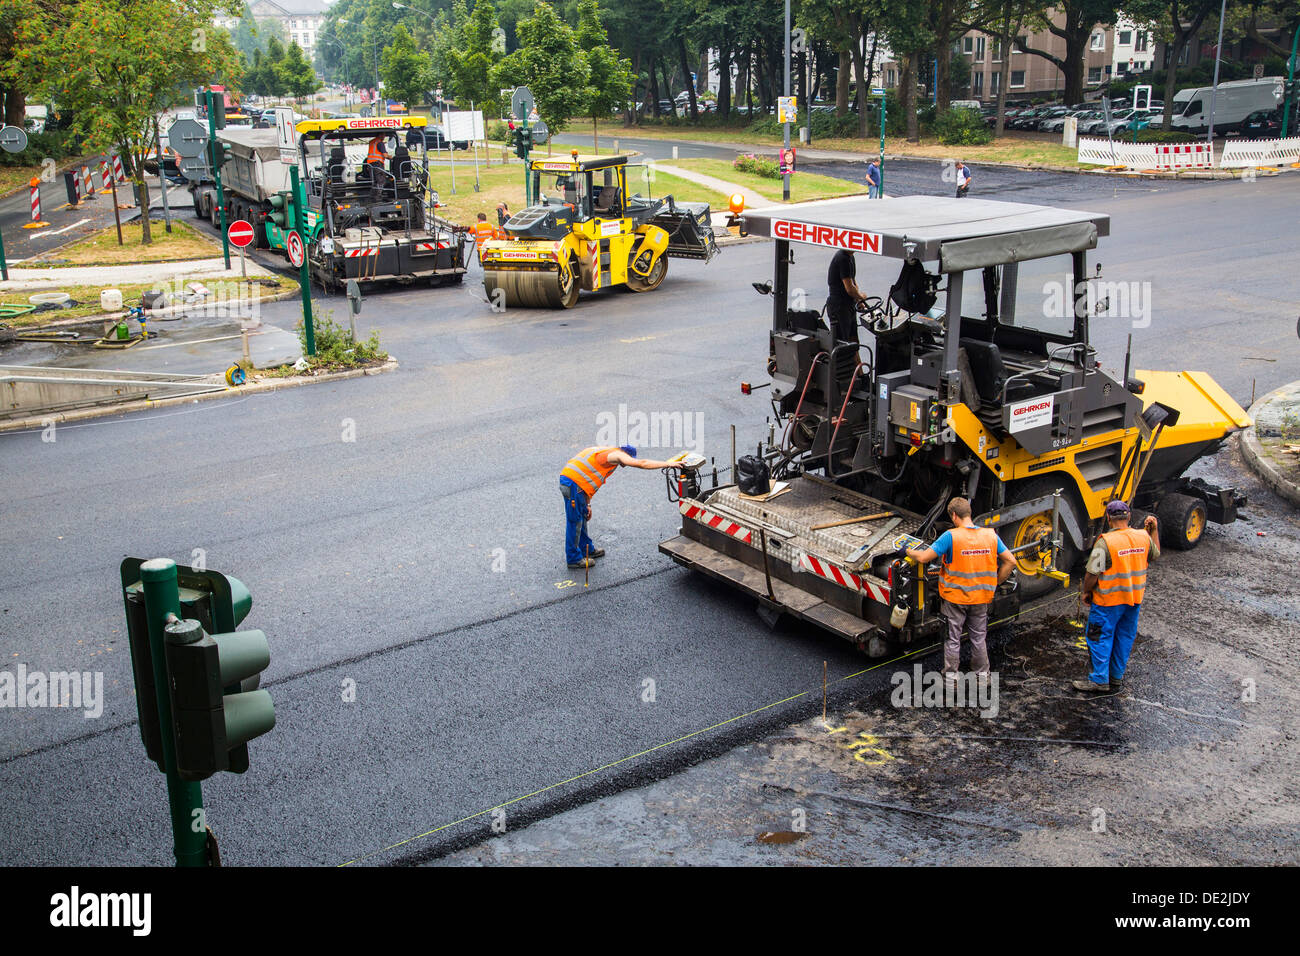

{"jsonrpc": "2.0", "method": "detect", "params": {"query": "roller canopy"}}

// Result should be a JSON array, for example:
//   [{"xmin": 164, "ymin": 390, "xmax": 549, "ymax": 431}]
[{"xmin": 742, "ymin": 195, "xmax": 1109, "ymax": 271}]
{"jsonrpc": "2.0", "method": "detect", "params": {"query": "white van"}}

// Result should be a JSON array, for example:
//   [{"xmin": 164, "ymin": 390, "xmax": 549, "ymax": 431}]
[{"xmin": 1170, "ymin": 76, "xmax": 1283, "ymax": 134}]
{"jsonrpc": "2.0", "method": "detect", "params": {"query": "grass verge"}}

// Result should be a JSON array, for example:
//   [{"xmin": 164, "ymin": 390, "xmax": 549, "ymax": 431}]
[
  {"xmin": 30, "ymin": 219, "xmax": 221, "ymax": 267},
  {"xmin": 664, "ymin": 157, "xmax": 865, "ymax": 202},
  {"xmin": 1, "ymin": 276, "xmax": 299, "ymax": 328}
]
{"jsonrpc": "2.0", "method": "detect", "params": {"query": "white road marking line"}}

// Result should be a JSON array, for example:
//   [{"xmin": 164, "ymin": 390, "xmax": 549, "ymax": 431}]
[{"xmin": 31, "ymin": 218, "xmax": 91, "ymax": 238}]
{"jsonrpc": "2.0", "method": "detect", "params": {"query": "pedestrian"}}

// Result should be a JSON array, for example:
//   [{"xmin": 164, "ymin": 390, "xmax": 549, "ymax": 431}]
[
  {"xmin": 825, "ymin": 248, "xmax": 868, "ymax": 344},
  {"xmin": 471, "ymin": 212, "xmax": 496, "ymax": 260},
  {"xmin": 1073, "ymin": 500, "xmax": 1159, "ymax": 693},
  {"xmin": 954, "ymin": 160, "xmax": 972, "ymax": 198},
  {"xmin": 866, "ymin": 159, "xmax": 882, "ymax": 199},
  {"xmin": 560, "ymin": 445, "xmax": 683, "ymax": 569},
  {"xmin": 905, "ymin": 497, "xmax": 1016, "ymax": 683}
]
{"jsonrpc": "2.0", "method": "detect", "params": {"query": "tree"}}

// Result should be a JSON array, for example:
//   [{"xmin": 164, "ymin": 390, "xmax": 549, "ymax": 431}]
[
  {"xmin": 1018, "ymin": 1, "xmax": 1124, "ymax": 105},
  {"xmin": 263, "ymin": 36, "xmax": 291, "ymax": 99},
  {"xmin": 494, "ymin": 0, "xmax": 588, "ymax": 142},
  {"xmin": 233, "ymin": 9, "xmax": 285, "ymax": 60},
  {"xmin": 446, "ymin": 0, "xmax": 502, "ymax": 110},
  {"xmin": 576, "ymin": 0, "xmax": 632, "ymax": 150},
  {"xmin": 279, "ymin": 40, "xmax": 321, "ymax": 106},
  {"xmin": 980, "ymin": 0, "xmax": 1041, "ymax": 135},
  {"xmin": 380, "ymin": 23, "xmax": 431, "ymax": 106},
  {"xmin": 1124, "ymin": 0, "xmax": 1225, "ymax": 130},
  {"xmin": 10, "ymin": 0, "xmax": 239, "ymax": 243},
  {"xmin": 0, "ymin": 0, "xmax": 37, "ymax": 127}
]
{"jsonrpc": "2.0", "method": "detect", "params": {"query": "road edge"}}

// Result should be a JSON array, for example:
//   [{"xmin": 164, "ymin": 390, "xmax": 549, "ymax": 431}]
[{"xmin": 1239, "ymin": 384, "xmax": 1300, "ymax": 509}]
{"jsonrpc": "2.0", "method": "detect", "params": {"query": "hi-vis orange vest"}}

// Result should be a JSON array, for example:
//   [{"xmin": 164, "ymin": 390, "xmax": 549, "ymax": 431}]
[
  {"xmin": 561, "ymin": 447, "xmax": 620, "ymax": 496},
  {"xmin": 472, "ymin": 221, "xmax": 496, "ymax": 248},
  {"xmin": 366, "ymin": 137, "xmax": 384, "ymax": 164},
  {"xmin": 937, "ymin": 526, "xmax": 999, "ymax": 606},
  {"xmin": 1094, "ymin": 528, "xmax": 1150, "ymax": 606}
]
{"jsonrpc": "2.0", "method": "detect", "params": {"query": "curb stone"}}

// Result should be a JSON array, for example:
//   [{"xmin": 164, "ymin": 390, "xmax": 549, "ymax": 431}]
[
  {"xmin": 0, "ymin": 356, "xmax": 398, "ymax": 434},
  {"xmin": 1239, "ymin": 384, "xmax": 1300, "ymax": 509}
]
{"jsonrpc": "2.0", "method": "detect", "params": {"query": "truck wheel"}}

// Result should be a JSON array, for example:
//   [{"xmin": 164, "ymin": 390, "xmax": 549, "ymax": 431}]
[
  {"xmin": 1157, "ymin": 493, "xmax": 1206, "ymax": 551},
  {"xmin": 1003, "ymin": 478, "xmax": 1084, "ymax": 600},
  {"xmin": 627, "ymin": 253, "xmax": 667, "ymax": 292}
]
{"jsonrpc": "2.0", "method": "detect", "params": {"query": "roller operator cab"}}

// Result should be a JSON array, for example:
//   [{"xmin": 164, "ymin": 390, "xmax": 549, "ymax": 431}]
[
  {"xmin": 659, "ymin": 196, "xmax": 1250, "ymax": 657},
  {"xmin": 481, "ymin": 151, "xmax": 718, "ymax": 309}
]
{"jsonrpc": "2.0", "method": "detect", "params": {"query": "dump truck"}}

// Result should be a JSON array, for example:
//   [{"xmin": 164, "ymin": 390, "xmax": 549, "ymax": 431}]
[
  {"xmin": 659, "ymin": 196, "xmax": 1250, "ymax": 656},
  {"xmin": 481, "ymin": 152, "xmax": 717, "ymax": 309},
  {"xmin": 181, "ymin": 116, "xmax": 469, "ymax": 288}
]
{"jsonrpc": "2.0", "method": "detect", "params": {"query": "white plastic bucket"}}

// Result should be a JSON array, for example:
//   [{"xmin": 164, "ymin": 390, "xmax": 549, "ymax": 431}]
[{"xmin": 100, "ymin": 288, "xmax": 123, "ymax": 311}]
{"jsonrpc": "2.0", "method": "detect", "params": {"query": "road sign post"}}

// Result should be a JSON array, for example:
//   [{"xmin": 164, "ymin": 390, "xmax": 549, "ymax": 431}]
[
  {"xmin": 206, "ymin": 91, "xmax": 231, "ymax": 270},
  {"xmin": 874, "ymin": 88, "xmax": 887, "ymax": 197},
  {"xmin": 782, "ymin": 0, "xmax": 791, "ymax": 202},
  {"xmin": 512, "ymin": 87, "xmax": 534, "ymax": 205},
  {"xmin": 228, "ymin": 219, "xmax": 254, "ymax": 281},
  {"xmin": 288, "ymin": 165, "xmax": 315, "ymax": 357}
]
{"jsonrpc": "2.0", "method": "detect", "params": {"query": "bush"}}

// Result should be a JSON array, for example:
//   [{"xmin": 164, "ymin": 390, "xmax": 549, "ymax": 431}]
[
  {"xmin": 1133, "ymin": 129, "xmax": 1196, "ymax": 143},
  {"xmin": 732, "ymin": 152, "xmax": 781, "ymax": 178},
  {"xmin": 0, "ymin": 129, "xmax": 81, "ymax": 167},
  {"xmin": 486, "ymin": 119, "xmax": 510, "ymax": 142},
  {"xmin": 932, "ymin": 107, "xmax": 993, "ymax": 146},
  {"xmin": 296, "ymin": 311, "xmax": 387, "ymax": 369}
]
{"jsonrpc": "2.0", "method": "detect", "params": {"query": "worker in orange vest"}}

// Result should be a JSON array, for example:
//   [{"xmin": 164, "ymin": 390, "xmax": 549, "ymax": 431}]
[
  {"xmin": 1074, "ymin": 499, "xmax": 1159, "ymax": 693},
  {"xmin": 364, "ymin": 135, "xmax": 388, "ymax": 197},
  {"xmin": 905, "ymin": 497, "xmax": 1016, "ymax": 682},
  {"xmin": 560, "ymin": 445, "xmax": 681, "ymax": 569},
  {"xmin": 471, "ymin": 212, "xmax": 496, "ymax": 259}
]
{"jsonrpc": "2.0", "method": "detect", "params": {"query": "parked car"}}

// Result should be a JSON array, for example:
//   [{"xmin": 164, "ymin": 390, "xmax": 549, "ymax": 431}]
[
  {"xmin": 656, "ymin": 98, "xmax": 676, "ymax": 116},
  {"xmin": 1240, "ymin": 108, "xmax": 1282, "ymax": 138},
  {"xmin": 1032, "ymin": 106, "xmax": 1071, "ymax": 130}
]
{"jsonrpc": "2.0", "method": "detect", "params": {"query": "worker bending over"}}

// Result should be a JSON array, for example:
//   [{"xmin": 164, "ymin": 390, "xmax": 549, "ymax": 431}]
[
  {"xmin": 1074, "ymin": 500, "xmax": 1159, "ymax": 693},
  {"xmin": 560, "ymin": 445, "xmax": 681, "ymax": 569},
  {"xmin": 905, "ymin": 497, "xmax": 1016, "ymax": 682},
  {"xmin": 826, "ymin": 249, "xmax": 867, "ymax": 344}
]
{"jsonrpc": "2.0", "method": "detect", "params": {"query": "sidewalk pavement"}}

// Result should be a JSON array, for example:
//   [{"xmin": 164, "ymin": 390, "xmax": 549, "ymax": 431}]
[
  {"xmin": 655, "ymin": 162, "xmax": 769, "ymax": 209},
  {"xmin": 0, "ymin": 256, "xmax": 278, "ymax": 293},
  {"xmin": 1240, "ymin": 380, "xmax": 1300, "ymax": 509}
]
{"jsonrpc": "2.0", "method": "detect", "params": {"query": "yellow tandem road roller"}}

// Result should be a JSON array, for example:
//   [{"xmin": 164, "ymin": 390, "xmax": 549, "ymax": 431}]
[{"xmin": 481, "ymin": 152, "xmax": 718, "ymax": 309}]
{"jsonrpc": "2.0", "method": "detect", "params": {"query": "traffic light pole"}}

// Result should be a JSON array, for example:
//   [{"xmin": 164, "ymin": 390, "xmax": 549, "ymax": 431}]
[
  {"xmin": 521, "ymin": 115, "xmax": 532, "ymax": 206},
  {"xmin": 206, "ymin": 91, "xmax": 231, "ymax": 270},
  {"xmin": 782, "ymin": 0, "xmax": 791, "ymax": 202},
  {"xmin": 1283, "ymin": 24, "xmax": 1299, "ymax": 139},
  {"xmin": 878, "ymin": 94, "xmax": 887, "ymax": 197},
  {"xmin": 139, "ymin": 559, "xmax": 209, "ymax": 868},
  {"xmin": 289, "ymin": 165, "xmax": 316, "ymax": 356}
]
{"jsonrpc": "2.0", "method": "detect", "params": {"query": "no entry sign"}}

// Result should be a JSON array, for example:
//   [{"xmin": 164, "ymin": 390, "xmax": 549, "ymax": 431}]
[
  {"xmin": 286, "ymin": 230, "xmax": 305, "ymax": 268},
  {"xmin": 228, "ymin": 219, "xmax": 255, "ymax": 248}
]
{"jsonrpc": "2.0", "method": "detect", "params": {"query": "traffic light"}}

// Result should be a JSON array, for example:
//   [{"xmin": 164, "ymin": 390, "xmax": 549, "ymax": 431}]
[
  {"xmin": 514, "ymin": 127, "xmax": 532, "ymax": 159},
  {"xmin": 269, "ymin": 191, "xmax": 291, "ymax": 227},
  {"xmin": 208, "ymin": 140, "xmax": 231, "ymax": 172},
  {"xmin": 121, "ymin": 560, "xmax": 276, "ymax": 782}
]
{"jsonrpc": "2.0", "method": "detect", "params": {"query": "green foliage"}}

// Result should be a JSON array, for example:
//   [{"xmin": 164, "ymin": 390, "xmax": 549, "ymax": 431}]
[
  {"xmin": 446, "ymin": 0, "xmax": 502, "ymax": 112},
  {"xmin": 493, "ymin": 0, "xmax": 587, "ymax": 135},
  {"xmin": 732, "ymin": 152, "xmax": 780, "ymax": 178},
  {"xmin": 486, "ymin": 118, "xmax": 512, "ymax": 141},
  {"xmin": 298, "ymin": 312, "xmax": 388, "ymax": 369},
  {"xmin": 932, "ymin": 106, "xmax": 993, "ymax": 145},
  {"xmin": 380, "ymin": 23, "xmax": 431, "ymax": 106},
  {"xmin": 0, "ymin": 129, "xmax": 79, "ymax": 166},
  {"xmin": 1133, "ymin": 128, "xmax": 1196, "ymax": 143},
  {"xmin": 279, "ymin": 41, "xmax": 322, "ymax": 103},
  {"xmin": 576, "ymin": 0, "xmax": 633, "ymax": 132}
]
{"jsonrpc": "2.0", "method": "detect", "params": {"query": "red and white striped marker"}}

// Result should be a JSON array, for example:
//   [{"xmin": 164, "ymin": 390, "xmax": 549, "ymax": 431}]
[
  {"xmin": 111, "ymin": 153, "xmax": 126, "ymax": 183},
  {"xmin": 81, "ymin": 165, "xmax": 96, "ymax": 198},
  {"xmin": 100, "ymin": 159, "xmax": 112, "ymax": 190},
  {"xmin": 23, "ymin": 177, "xmax": 50, "ymax": 229}
]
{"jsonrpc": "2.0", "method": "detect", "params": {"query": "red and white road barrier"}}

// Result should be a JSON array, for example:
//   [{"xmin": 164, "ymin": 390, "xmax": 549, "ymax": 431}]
[
  {"xmin": 797, "ymin": 553, "xmax": 891, "ymax": 603},
  {"xmin": 111, "ymin": 153, "xmax": 126, "ymax": 184},
  {"xmin": 100, "ymin": 159, "xmax": 112, "ymax": 189},
  {"xmin": 1153, "ymin": 143, "xmax": 1213, "ymax": 170},
  {"xmin": 30, "ymin": 182, "xmax": 40, "ymax": 221},
  {"xmin": 680, "ymin": 501, "xmax": 755, "ymax": 544},
  {"xmin": 81, "ymin": 165, "xmax": 96, "ymax": 198}
]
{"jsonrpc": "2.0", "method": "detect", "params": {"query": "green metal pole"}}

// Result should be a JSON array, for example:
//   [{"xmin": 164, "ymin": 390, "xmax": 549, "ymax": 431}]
[
  {"xmin": 878, "ymin": 95, "xmax": 886, "ymax": 197},
  {"xmin": 0, "ymin": 222, "xmax": 8, "ymax": 281},
  {"xmin": 522, "ymin": 114, "xmax": 531, "ymax": 206},
  {"xmin": 1283, "ymin": 24, "xmax": 1300, "ymax": 139},
  {"xmin": 139, "ymin": 558, "xmax": 208, "ymax": 867},
  {"xmin": 206, "ymin": 92, "xmax": 231, "ymax": 270},
  {"xmin": 289, "ymin": 164, "xmax": 316, "ymax": 356}
]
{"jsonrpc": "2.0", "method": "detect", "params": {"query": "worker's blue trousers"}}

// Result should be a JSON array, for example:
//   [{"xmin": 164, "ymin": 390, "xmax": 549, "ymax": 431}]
[
  {"xmin": 560, "ymin": 478, "xmax": 595, "ymax": 565},
  {"xmin": 1086, "ymin": 602, "xmax": 1141, "ymax": 685}
]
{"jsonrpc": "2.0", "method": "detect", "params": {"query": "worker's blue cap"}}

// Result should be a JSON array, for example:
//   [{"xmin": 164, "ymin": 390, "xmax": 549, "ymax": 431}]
[
  {"xmin": 620, "ymin": 445, "xmax": 637, "ymax": 458},
  {"xmin": 1105, "ymin": 500, "xmax": 1130, "ymax": 516}
]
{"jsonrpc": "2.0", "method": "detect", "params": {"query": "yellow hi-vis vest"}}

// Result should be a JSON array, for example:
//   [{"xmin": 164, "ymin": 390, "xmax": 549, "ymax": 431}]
[
  {"xmin": 561, "ymin": 447, "xmax": 620, "ymax": 497},
  {"xmin": 937, "ymin": 526, "xmax": 999, "ymax": 606}
]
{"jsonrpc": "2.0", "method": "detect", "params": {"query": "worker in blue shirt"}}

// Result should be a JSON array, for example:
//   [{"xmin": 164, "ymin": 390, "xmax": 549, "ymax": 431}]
[{"xmin": 866, "ymin": 160, "xmax": 882, "ymax": 199}]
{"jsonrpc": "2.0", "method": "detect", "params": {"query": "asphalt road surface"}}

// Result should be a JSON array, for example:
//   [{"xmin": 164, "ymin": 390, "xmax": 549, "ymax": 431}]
[{"xmin": 1, "ymin": 166, "xmax": 1296, "ymax": 865}]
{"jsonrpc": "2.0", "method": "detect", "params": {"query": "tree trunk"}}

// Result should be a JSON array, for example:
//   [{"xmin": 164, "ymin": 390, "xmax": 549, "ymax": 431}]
[
  {"xmin": 836, "ymin": 49, "xmax": 850, "ymax": 116},
  {"xmin": 746, "ymin": 41, "xmax": 754, "ymax": 114},
  {"xmin": 592, "ymin": 114, "xmax": 599, "ymax": 152},
  {"xmin": 678, "ymin": 36, "xmax": 699, "ymax": 120},
  {"xmin": 996, "ymin": 33, "xmax": 1013, "ymax": 136},
  {"xmin": 1062, "ymin": 31, "xmax": 1086, "ymax": 104},
  {"xmin": 936, "ymin": 49, "xmax": 951, "ymax": 111},
  {"xmin": 903, "ymin": 54, "xmax": 919, "ymax": 143},
  {"xmin": 718, "ymin": 44, "xmax": 732, "ymax": 117},
  {"xmin": 3, "ymin": 86, "xmax": 23, "ymax": 127},
  {"xmin": 137, "ymin": 176, "xmax": 152, "ymax": 245}
]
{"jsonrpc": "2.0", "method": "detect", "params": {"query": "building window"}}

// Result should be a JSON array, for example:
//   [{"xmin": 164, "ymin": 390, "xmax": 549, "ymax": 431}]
[
  {"xmin": 1011, "ymin": 70, "xmax": 1025, "ymax": 88},
  {"xmin": 973, "ymin": 72, "xmax": 983, "ymax": 95},
  {"xmin": 1091, "ymin": 32, "xmax": 1104, "ymax": 52},
  {"xmin": 888, "ymin": 68, "xmax": 896, "ymax": 86},
  {"xmin": 1134, "ymin": 32, "xmax": 1149, "ymax": 53},
  {"xmin": 1088, "ymin": 66, "xmax": 1103, "ymax": 84},
  {"xmin": 992, "ymin": 40, "xmax": 1002, "ymax": 62},
  {"xmin": 976, "ymin": 37, "xmax": 985, "ymax": 60},
  {"xmin": 1118, "ymin": 30, "xmax": 1132, "ymax": 45},
  {"xmin": 991, "ymin": 71, "xmax": 1001, "ymax": 94},
  {"xmin": 963, "ymin": 37, "xmax": 973, "ymax": 54}
]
